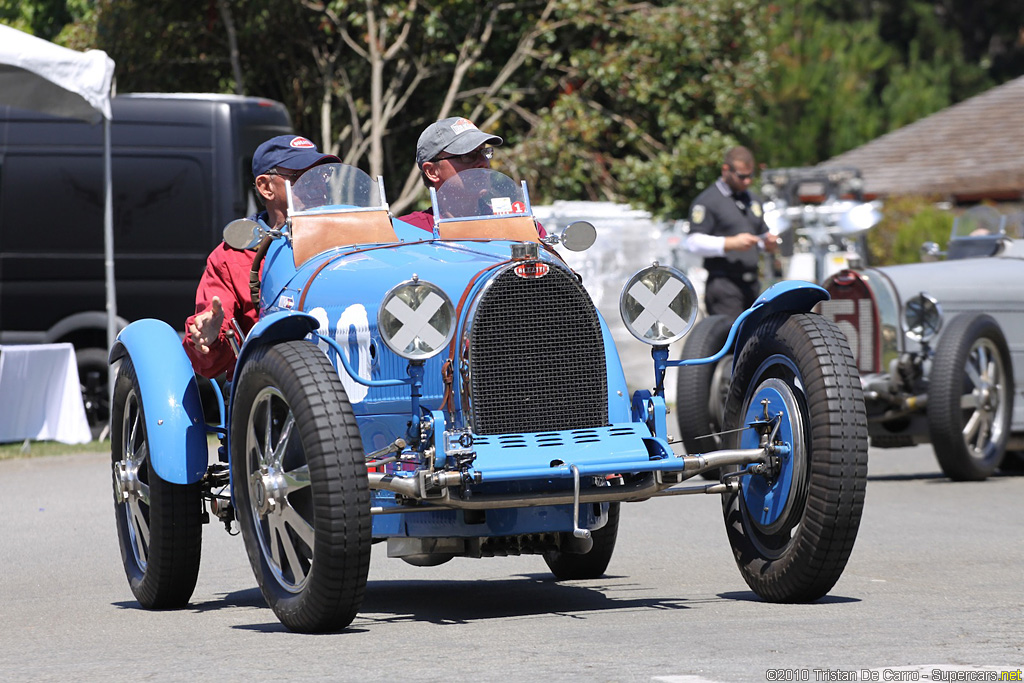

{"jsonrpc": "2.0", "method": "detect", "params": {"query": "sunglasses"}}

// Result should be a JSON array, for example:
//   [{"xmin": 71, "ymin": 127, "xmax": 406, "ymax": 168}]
[
  {"xmin": 434, "ymin": 147, "xmax": 495, "ymax": 164},
  {"xmin": 265, "ymin": 167, "xmax": 333, "ymax": 183},
  {"xmin": 728, "ymin": 165, "xmax": 753, "ymax": 181},
  {"xmin": 264, "ymin": 168, "xmax": 304, "ymax": 182}
]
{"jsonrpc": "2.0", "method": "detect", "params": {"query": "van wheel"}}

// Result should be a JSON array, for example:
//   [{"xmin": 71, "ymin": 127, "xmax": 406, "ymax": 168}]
[{"xmin": 78, "ymin": 347, "xmax": 111, "ymax": 440}]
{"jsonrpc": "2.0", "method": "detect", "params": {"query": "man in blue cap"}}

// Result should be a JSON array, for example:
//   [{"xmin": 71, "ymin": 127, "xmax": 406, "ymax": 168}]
[{"xmin": 183, "ymin": 135, "xmax": 339, "ymax": 378}]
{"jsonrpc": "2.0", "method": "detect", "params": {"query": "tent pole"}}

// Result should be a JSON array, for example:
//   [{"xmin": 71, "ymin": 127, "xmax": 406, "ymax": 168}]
[{"xmin": 104, "ymin": 114, "xmax": 117, "ymax": 422}]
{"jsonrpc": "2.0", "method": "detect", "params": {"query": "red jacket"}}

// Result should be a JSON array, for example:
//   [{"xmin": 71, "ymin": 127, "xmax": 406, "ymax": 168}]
[{"xmin": 183, "ymin": 243, "xmax": 259, "ymax": 379}]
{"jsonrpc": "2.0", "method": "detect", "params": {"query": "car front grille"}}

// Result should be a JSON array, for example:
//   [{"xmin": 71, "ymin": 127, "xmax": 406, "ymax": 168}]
[{"xmin": 467, "ymin": 263, "xmax": 608, "ymax": 435}]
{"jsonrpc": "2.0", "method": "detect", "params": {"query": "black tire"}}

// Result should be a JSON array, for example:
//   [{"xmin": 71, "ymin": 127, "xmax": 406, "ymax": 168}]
[
  {"xmin": 543, "ymin": 502, "xmax": 620, "ymax": 580},
  {"xmin": 231, "ymin": 340, "xmax": 371, "ymax": 633},
  {"xmin": 111, "ymin": 356, "xmax": 203, "ymax": 609},
  {"xmin": 927, "ymin": 313, "xmax": 1012, "ymax": 481},
  {"xmin": 721, "ymin": 312, "xmax": 867, "ymax": 603},
  {"xmin": 78, "ymin": 347, "xmax": 111, "ymax": 440},
  {"xmin": 676, "ymin": 315, "xmax": 732, "ymax": 480}
]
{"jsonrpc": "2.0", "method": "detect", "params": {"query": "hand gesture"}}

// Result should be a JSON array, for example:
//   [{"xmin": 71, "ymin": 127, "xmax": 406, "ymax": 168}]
[{"xmin": 188, "ymin": 296, "xmax": 225, "ymax": 354}]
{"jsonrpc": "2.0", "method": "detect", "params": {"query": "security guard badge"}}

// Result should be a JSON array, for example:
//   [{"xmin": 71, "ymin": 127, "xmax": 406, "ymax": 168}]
[
  {"xmin": 751, "ymin": 202, "xmax": 762, "ymax": 218},
  {"xmin": 691, "ymin": 204, "xmax": 706, "ymax": 225}
]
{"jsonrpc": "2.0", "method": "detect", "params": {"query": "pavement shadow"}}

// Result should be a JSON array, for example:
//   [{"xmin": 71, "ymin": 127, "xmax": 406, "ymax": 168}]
[
  {"xmin": 717, "ymin": 590, "xmax": 860, "ymax": 605},
  {"xmin": 214, "ymin": 573, "xmax": 693, "ymax": 633},
  {"xmin": 356, "ymin": 573, "xmax": 690, "ymax": 626}
]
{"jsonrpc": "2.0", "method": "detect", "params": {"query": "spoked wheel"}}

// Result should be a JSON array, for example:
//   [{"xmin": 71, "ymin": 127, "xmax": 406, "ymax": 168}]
[
  {"xmin": 721, "ymin": 313, "xmax": 867, "ymax": 603},
  {"xmin": 111, "ymin": 356, "xmax": 203, "ymax": 609},
  {"xmin": 543, "ymin": 502, "xmax": 620, "ymax": 580},
  {"xmin": 676, "ymin": 315, "xmax": 732, "ymax": 479},
  {"xmin": 231, "ymin": 340, "xmax": 370, "ymax": 633},
  {"xmin": 927, "ymin": 313, "xmax": 1013, "ymax": 481}
]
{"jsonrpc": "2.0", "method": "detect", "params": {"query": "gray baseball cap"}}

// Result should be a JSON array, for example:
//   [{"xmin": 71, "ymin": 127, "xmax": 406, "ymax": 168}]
[{"xmin": 416, "ymin": 117, "xmax": 503, "ymax": 167}]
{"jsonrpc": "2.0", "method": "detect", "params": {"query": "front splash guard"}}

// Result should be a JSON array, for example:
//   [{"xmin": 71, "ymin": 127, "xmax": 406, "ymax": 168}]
[{"xmin": 366, "ymin": 420, "xmax": 779, "ymax": 512}]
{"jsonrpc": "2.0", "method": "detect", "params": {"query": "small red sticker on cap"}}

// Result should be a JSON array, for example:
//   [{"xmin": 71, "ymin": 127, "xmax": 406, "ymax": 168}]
[{"xmin": 290, "ymin": 137, "xmax": 315, "ymax": 148}]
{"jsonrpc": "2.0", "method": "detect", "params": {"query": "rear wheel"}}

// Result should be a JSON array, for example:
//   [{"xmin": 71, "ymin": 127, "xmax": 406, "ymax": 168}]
[
  {"xmin": 721, "ymin": 313, "xmax": 867, "ymax": 603},
  {"xmin": 111, "ymin": 356, "xmax": 203, "ymax": 608},
  {"xmin": 927, "ymin": 313, "xmax": 1012, "ymax": 481},
  {"xmin": 231, "ymin": 340, "xmax": 371, "ymax": 633},
  {"xmin": 543, "ymin": 502, "xmax": 620, "ymax": 580}
]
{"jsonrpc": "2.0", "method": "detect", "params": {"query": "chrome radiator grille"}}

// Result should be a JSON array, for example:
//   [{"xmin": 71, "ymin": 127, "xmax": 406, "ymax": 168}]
[{"xmin": 467, "ymin": 264, "xmax": 608, "ymax": 435}]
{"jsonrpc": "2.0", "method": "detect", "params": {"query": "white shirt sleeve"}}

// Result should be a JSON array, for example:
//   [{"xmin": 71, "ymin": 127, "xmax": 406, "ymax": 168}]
[{"xmin": 685, "ymin": 232, "xmax": 726, "ymax": 257}]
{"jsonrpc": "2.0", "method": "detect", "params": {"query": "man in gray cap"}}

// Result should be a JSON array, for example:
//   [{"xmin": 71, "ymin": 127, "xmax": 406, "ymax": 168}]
[{"xmin": 397, "ymin": 117, "xmax": 504, "ymax": 231}]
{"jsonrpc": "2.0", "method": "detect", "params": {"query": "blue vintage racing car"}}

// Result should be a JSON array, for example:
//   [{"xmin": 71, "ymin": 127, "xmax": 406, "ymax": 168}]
[{"xmin": 109, "ymin": 164, "xmax": 868, "ymax": 632}]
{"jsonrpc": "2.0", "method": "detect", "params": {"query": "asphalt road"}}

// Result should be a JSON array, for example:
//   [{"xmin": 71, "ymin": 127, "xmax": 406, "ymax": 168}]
[{"xmin": 2, "ymin": 443, "xmax": 1021, "ymax": 682}]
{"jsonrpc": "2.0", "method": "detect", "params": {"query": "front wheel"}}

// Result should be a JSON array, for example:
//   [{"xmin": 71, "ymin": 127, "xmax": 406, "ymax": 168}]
[
  {"xmin": 111, "ymin": 356, "xmax": 203, "ymax": 608},
  {"xmin": 927, "ymin": 313, "xmax": 1012, "ymax": 481},
  {"xmin": 721, "ymin": 312, "xmax": 867, "ymax": 603},
  {"xmin": 231, "ymin": 340, "xmax": 371, "ymax": 633}
]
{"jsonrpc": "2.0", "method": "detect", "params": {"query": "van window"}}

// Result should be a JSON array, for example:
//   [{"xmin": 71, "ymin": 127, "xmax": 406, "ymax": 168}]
[{"xmin": 1, "ymin": 153, "xmax": 210, "ymax": 254}]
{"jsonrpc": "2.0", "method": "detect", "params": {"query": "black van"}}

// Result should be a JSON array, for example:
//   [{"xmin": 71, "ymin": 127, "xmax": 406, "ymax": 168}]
[{"xmin": 0, "ymin": 93, "xmax": 293, "ymax": 434}]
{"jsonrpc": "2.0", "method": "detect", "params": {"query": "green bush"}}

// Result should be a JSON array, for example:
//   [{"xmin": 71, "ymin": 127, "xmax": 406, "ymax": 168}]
[{"xmin": 866, "ymin": 195, "xmax": 953, "ymax": 266}]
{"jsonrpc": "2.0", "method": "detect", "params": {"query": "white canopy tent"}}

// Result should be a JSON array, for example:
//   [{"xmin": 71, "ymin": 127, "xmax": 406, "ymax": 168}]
[{"xmin": 0, "ymin": 24, "xmax": 117, "ymax": 394}]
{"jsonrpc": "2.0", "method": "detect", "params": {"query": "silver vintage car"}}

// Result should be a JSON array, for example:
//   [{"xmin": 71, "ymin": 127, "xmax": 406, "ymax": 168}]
[{"xmin": 819, "ymin": 205, "xmax": 1024, "ymax": 480}]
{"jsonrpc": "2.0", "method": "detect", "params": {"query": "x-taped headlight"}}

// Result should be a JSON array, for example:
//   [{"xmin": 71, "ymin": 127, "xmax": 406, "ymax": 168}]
[
  {"xmin": 619, "ymin": 264, "xmax": 698, "ymax": 345},
  {"xmin": 378, "ymin": 278, "xmax": 455, "ymax": 360}
]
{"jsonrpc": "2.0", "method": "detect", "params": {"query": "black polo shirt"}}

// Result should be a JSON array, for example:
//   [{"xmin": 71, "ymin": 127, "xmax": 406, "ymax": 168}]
[{"xmin": 688, "ymin": 179, "xmax": 768, "ymax": 278}]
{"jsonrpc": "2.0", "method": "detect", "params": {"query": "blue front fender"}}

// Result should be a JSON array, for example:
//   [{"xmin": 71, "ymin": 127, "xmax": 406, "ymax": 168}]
[
  {"xmin": 232, "ymin": 310, "xmax": 322, "ymax": 378},
  {"xmin": 733, "ymin": 280, "xmax": 829, "ymax": 357},
  {"xmin": 109, "ymin": 319, "xmax": 208, "ymax": 485},
  {"xmin": 228, "ymin": 310, "xmax": 322, "ymax": 427}
]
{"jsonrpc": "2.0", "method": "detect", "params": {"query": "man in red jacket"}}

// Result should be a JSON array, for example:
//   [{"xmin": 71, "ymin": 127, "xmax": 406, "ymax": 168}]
[{"xmin": 183, "ymin": 135, "xmax": 339, "ymax": 378}]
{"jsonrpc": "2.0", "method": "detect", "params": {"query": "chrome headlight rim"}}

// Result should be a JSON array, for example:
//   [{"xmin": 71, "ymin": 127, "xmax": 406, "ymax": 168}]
[
  {"xmin": 377, "ymin": 278, "xmax": 456, "ymax": 361},
  {"xmin": 619, "ymin": 264, "xmax": 698, "ymax": 346},
  {"xmin": 903, "ymin": 291, "xmax": 943, "ymax": 344}
]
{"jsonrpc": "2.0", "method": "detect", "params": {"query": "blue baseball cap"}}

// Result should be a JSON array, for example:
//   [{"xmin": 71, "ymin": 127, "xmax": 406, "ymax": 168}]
[{"xmin": 252, "ymin": 135, "xmax": 339, "ymax": 177}]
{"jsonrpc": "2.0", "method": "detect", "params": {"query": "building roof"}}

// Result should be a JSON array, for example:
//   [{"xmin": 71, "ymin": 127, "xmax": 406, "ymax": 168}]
[{"xmin": 823, "ymin": 75, "xmax": 1024, "ymax": 202}]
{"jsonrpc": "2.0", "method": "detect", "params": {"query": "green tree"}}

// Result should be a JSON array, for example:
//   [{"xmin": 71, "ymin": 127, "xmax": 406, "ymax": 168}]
[
  {"xmin": 509, "ymin": 0, "xmax": 772, "ymax": 218},
  {"xmin": 0, "ymin": 0, "xmax": 71, "ymax": 40},
  {"xmin": 14, "ymin": 0, "xmax": 1024, "ymax": 219}
]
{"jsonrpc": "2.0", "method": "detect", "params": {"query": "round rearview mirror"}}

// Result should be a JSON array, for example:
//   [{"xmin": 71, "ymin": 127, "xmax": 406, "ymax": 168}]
[
  {"xmin": 560, "ymin": 221, "xmax": 597, "ymax": 252},
  {"xmin": 919, "ymin": 241, "xmax": 942, "ymax": 263},
  {"xmin": 223, "ymin": 219, "xmax": 265, "ymax": 250},
  {"xmin": 903, "ymin": 292, "xmax": 942, "ymax": 343}
]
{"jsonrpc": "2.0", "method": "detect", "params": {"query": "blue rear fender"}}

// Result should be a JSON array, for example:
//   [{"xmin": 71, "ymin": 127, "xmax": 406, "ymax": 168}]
[
  {"xmin": 108, "ymin": 319, "xmax": 208, "ymax": 485},
  {"xmin": 731, "ymin": 281, "xmax": 829, "ymax": 361}
]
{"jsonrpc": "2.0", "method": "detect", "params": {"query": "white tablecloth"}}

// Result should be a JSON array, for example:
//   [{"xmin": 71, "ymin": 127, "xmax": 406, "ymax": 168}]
[{"xmin": 0, "ymin": 343, "xmax": 92, "ymax": 444}]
